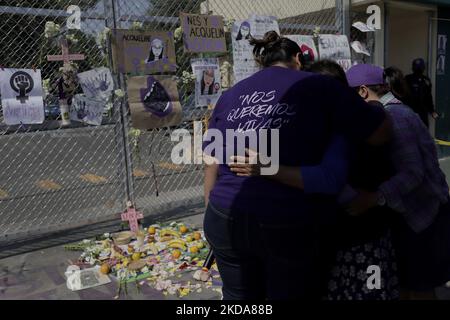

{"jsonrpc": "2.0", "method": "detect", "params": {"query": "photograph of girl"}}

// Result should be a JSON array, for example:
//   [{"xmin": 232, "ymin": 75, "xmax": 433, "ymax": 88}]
[
  {"xmin": 146, "ymin": 38, "xmax": 165, "ymax": 63},
  {"xmin": 201, "ymin": 69, "xmax": 220, "ymax": 96}
]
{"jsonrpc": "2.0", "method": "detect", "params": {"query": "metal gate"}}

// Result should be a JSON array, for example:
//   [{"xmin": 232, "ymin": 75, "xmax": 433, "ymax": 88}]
[{"xmin": 0, "ymin": 0, "xmax": 345, "ymax": 246}]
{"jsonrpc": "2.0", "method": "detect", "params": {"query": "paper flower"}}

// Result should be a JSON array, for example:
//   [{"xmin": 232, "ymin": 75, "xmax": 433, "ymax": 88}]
[
  {"xmin": 114, "ymin": 89, "xmax": 125, "ymax": 98},
  {"xmin": 66, "ymin": 33, "xmax": 79, "ymax": 44},
  {"xmin": 313, "ymin": 26, "xmax": 321, "ymax": 38},
  {"xmin": 44, "ymin": 21, "xmax": 61, "ymax": 38},
  {"xmin": 97, "ymin": 27, "xmax": 111, "ymax": 49},
  {"xmin": 131, "ymin": 22, "xmax": 144, "ymax": 30},
  {"xmin": 174, "ymin": 27, "xmax": 183, "ymax": 42}
]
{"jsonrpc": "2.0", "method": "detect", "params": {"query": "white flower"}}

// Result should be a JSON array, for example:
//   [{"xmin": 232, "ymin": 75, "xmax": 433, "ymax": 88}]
[
  {"xmin": 44, "ymin": 21, "xmax": 61, "ymax": 38},
  {"xmin": 174, "ymin": 27, "xmax": 183, "ymax": 42},
  {"xmin": 114, "ymin": 89, "xmax": 125, "ymax": 98},
  {"xmin": 131, "ymin": 22, "xmax": 144, "ymax": 30},
  {"xmin": 66, "ymin": 33, "xmax": 79, "ymax": 44}
]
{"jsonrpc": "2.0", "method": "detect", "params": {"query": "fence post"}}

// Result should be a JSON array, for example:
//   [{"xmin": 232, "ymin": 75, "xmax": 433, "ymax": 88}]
[
  {"xmin": 336, "ymin": 0, "xmax": 351, "ymax": 37},
  {"xmin": 105, "ymin": 0, "xmax": 136, "ymax": 207}
]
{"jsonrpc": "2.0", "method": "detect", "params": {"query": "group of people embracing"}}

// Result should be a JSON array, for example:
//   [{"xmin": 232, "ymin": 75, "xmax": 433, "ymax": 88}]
[{"xmin": 202, "ymin": 31, "xmax": 450, "ymax": 300}]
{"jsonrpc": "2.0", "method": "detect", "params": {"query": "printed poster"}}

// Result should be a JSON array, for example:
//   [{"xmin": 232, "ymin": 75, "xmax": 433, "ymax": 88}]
[
  {"xmin": 232, "ymin": 15, "xmax": 280, "ymax": 83},
  {"xmin": 77, "ymin": 67, "xmax": 115, "ymax": 100},
  {"xmin": 285, "ymin": 35, "xmax": 318, "ymax": 62},
  {"xmin": 437, "ymin": 34, "xmax": 447, "ymax": 76},
  {"xmin": 127, "ymin": 75, "xmax": 182, "ymax": 130},
  {"xmin": 180, "ymin": 13, "xmax": 227, "ymax": 53},
  {"xmin": 70, "ymin": 94, "xmax": 104, "ymax": 126},
  {"xmin": 0, "ymin": 68, "xmax": 45, "ymax": 125},
  {"xmin": 112, "ymin": 30, "xmax": 177, "ymax": 74},
  {"xmin": 192, "ymin": 58, "xmax": 222, "ymax": 107},
  {"xmin": 318, "ymin": 34, "xmax": 352, "ymax": 71}
]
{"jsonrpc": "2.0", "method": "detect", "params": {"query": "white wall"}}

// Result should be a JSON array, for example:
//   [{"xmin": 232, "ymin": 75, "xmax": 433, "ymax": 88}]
[{"xmin": 386, "ymin": 4, "xmax": 431, "ymax": 74}]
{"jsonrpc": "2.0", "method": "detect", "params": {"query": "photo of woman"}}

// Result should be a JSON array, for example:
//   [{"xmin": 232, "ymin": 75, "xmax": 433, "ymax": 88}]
[
  {"xmin": 146, "ymin": 38, "xmax": 165, "ymax": 63},
  {"xmin": 235, "ymin": 21, "xmax": 251, "ymax": 41},
  {"xmin": 200, "ymin": 69, "xmax": 219, "ymax": 96}
]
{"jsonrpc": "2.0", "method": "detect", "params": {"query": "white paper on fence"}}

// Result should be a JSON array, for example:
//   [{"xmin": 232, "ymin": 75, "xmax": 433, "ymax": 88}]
[
  {"xmin": 77, "ymin": 67, "xmax": 115, "ymax": 100},
  {"xmin": 351, "ymin": 41, "xmax": 371, "ymax": 56},
  {"xmin": 232, "ymin": 15, "xmax": 280, "ymax": 83},
  {"xmin": 318, "ymin": 34, "xmax": 352, "ymax": 61},
  {"xmin": 352, "ymin": 21, "xmax": 375, "ymax": 32},
  {"xmin": 66, "ymin": 266, "xmax": 111, "ymax": 291},
  {"xmin": 285, "ymin": 35, "xmax": 319, "ymax": 62},
  {"xmin": 0, "ymin": 68, "xmax": 45, "ymax": 125},
  {"xmin": 191, "ymin": 58, "xmax": 222, "ymax": 107},
  {"xmin": 70, "ymin": 94, "xmax": 104, "ymax": 126}
]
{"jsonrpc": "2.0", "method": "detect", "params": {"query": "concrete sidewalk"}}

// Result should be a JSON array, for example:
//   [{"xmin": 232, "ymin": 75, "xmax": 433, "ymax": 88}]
[
  {"xmin": 1, "ymin": 212, "xmax": 449, "ymax": 300},
  {"xmin": 0, "ymin": 214, "xmax": 222, "ymax": 300}
]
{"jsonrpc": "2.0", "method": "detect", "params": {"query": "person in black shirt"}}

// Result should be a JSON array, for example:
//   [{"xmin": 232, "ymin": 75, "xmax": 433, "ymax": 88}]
[{"xmin": 405, "ymin": 58, "xmax": 438, "ymax": 127}]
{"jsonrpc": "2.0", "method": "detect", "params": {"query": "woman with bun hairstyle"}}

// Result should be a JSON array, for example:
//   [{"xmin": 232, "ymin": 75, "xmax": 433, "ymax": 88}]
[{"xmin": 203, "ymin": 31, "xmax": 391, "ymax": 300}]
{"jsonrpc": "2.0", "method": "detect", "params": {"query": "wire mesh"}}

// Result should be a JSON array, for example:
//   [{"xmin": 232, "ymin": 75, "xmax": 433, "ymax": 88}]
[{"xmin": 0, "ymin": 0, "xmax": 344, "ymax": 244}]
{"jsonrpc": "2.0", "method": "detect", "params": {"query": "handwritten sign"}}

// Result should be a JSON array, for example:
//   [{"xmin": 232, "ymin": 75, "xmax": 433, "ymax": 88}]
[
  {"xmin": 318, "ymin": 34, "xmax": 352, "ymax": 71},
  {"xmin": 70, "ymin": 94, "xmax": 104, "ymax": 126},
  {"xmin": 0, "ymin": 68, "xmax": 45, "ymax": 125},
  {"xmin": 232, "ymin": 15, "xmax": 280, "ymax": 83},
  {"xmin": 192, "ymin": 58, "xmax": 222, "ymax": 107},
  {"xmin": 112, "ymin": 30, "xmax": 176, "ymax": 74},
  {"xmin": 180, "ymin": 13, "xmax": 226, "ymax": 53},
  {"xmin": 127, "ymin": 75, "xmax": 182, "ymax": 129}
]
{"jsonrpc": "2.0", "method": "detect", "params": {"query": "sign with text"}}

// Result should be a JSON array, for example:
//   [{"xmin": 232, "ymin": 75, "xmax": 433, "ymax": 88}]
[
  {"xmin": 232, "ymin": 15, "xmax": 280, "ymax": 83},
  {"xmin": 180, "ymin": 13, "xmax": 226, "ymax": 53},
  {"xmin": 112, "ymin": 30, "xmax": 177, "ymax": 74},
  {"xmin": 0, "ymin": 68, "xmax": 45, "ymax": 125},
  {"xmin": 318, "ymin": 34, "xmax": 352, "ymax": 71}
]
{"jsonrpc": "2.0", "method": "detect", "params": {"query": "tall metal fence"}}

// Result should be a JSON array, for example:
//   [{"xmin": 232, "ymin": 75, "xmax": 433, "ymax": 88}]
[{"xmin": 0, "ymin": 0, "xmax": 345, "ymax": 247}]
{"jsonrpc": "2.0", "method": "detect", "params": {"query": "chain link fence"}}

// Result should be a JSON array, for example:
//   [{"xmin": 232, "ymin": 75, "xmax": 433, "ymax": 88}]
[{"xmin": 0, "ymin": 0, "xmax": 345, "ymax": 248}]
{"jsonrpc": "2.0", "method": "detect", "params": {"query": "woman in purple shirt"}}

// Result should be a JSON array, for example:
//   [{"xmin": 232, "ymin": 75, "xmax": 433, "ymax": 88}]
[{"xmin": 202, "ymin": 31, "xmax": 391, "ymax": 300}]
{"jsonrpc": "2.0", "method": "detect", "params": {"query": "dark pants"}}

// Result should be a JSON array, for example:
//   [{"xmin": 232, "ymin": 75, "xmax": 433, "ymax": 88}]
[
  {"xmin": 392, "ymin": 200, "xmax": 450, "ymax": 291},
  {"xmin": 203, "ymin": 202, "xmax": 337, "ymax": 300}
]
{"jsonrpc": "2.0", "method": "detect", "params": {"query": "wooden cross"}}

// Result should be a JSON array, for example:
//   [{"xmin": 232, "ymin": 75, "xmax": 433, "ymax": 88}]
[
  {"xmin": 47, "ymin": 38, "xmax": 85, "ymax": 66},
  {"xmin": 121, "ymin": 207, "xmax": 144, "ymax": 233}
]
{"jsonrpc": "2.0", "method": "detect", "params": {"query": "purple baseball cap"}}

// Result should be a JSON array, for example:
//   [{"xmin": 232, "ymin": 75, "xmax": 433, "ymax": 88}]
[{"xmin": 346, "ymin": 64, "xmax": 385, "ymax": 87}]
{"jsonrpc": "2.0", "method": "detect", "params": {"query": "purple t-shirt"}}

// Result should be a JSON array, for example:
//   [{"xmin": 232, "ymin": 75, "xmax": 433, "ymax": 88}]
[{"xmin": 203, "ymin": 66, "xmax": 385, "ymax": 217}]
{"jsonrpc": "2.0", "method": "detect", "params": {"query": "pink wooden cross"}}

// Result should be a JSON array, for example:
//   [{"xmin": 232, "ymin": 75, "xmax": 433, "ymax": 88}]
[
  {"xmin": 47, "ymin": 38, "xmax": 85, "ymax": 66},
  {"xmin": 121, "ymin": 207, "xmax": 144, "ymax": 233}
]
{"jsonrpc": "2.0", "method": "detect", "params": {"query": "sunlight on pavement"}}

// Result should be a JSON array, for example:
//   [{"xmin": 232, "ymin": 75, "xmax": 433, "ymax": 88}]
[
  {"xmin": 158, "ymin": 162, "xmax": 183, "ymax": 171},
  {"xmin": 80, "ymin": 174, "xmax": 108, "ymax": 184},
  {"xmin": 133, "ymin": 169, "xmax": 150, "ymax": 177},
  {"xmin": 36, "ymin": 180, "xmax": 63, "ymax": 191}
]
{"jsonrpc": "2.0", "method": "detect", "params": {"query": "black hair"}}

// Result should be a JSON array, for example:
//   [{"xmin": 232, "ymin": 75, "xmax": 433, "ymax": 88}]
[
  {"xmin": 250, "ymin": 31, "xmax": 303, "ymax": 68},
  {"xmin": 307, "ymin": 60, "xmax": 349, "ymax": 86},
  {"xmin": 148, "ymin": 43, "xmax": 164, "ymax": 62},
  {"xmin": 201, "ymin": 70, "xmax": 215, "ymax": 95},
  {"xmin": 384, "ymin": 66, "xmax": 412, "ymax": 103}
]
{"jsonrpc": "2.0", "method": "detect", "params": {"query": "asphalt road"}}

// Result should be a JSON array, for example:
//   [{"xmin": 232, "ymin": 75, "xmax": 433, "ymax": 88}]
[{"xmin": 0, "ymin": 124, "xmax": 204, "ymax": 244}]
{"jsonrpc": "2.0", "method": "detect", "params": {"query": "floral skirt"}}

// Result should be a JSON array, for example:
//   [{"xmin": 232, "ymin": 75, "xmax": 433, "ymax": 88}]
[{"xmin": 327, "ymin": 231, "xmax": 400, "ymax": 300}]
